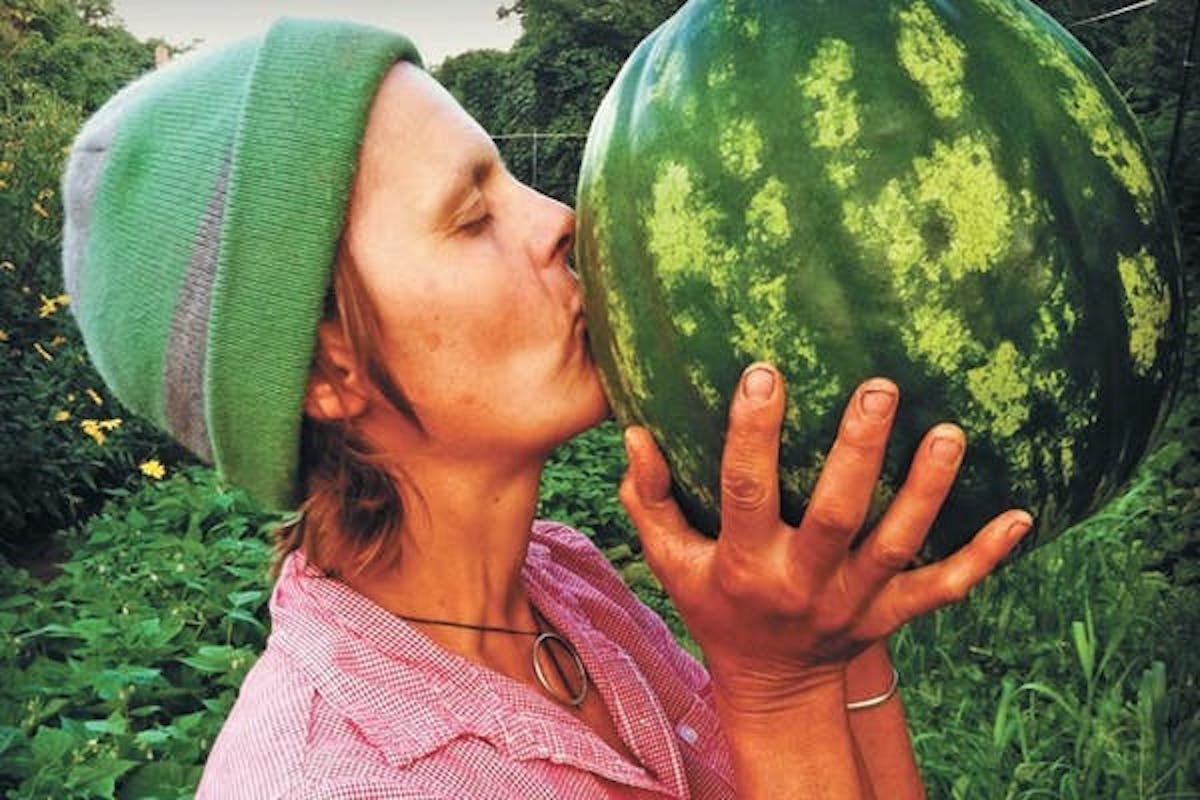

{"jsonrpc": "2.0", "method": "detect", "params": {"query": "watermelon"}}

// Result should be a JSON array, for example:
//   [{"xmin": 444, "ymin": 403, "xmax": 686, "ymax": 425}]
[{"xmin": 574, "ymin": 0, "xmax": 1185, "ymax": 561}]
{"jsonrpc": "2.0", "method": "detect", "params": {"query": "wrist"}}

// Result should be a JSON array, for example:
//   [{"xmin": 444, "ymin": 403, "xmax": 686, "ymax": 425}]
[
  {"xmin": 709, "ymin": 660, "xmax": 847, "ymax": 723},
  {"xmin": 845, "ymin": 640, "xmax": 896, "ymax": 703}
]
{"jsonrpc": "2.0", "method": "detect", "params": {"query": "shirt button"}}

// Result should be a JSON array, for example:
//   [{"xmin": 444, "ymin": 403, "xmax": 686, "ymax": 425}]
[{"xmin": 676, "ymin": 723, "xmax": 699, "ymax": 745}]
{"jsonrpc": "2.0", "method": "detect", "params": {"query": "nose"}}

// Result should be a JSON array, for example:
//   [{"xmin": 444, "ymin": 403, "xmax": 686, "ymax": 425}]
[{"xmin": 530, "ymin": 190, "xmax": 575, "ymax": 271}]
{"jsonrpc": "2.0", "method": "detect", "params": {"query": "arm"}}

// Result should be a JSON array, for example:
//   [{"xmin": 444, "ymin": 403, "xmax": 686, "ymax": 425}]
[
  {"xmin": 620, "ymin": 366, "xmax": 1032, "ymax": 799},
  {"xmin": 846, "ymin": 640, "xmax": 924, "ymax": 798}
]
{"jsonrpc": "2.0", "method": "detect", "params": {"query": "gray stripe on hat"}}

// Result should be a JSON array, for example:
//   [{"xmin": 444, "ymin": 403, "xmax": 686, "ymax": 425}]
[
  {"xmin": 163, "ymin": 158, "xmax": 231, "ymax": 464},
  {"xmin": 61, "ymin": 79, "xmax": 148, "ymax": 310}
]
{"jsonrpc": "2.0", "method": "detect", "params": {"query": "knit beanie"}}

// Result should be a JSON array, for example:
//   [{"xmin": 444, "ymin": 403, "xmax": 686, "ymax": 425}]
[{"xmin": 61, "ymin": 18, "xmax": 422, "ymax": 512}]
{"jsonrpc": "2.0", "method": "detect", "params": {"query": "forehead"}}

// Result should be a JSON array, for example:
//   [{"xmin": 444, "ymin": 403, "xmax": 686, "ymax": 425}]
[{"xmin": 355, "ymin": 62, "xmax": 493, "ymax": 210}]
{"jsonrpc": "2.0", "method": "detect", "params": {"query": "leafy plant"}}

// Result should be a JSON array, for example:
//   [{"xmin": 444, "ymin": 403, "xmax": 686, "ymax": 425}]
[{"xmin": 0, "ymin": 468, "xmax": 280, "ymax": 799}]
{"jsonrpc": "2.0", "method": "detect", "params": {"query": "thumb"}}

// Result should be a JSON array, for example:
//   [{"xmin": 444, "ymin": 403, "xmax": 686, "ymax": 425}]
[{"xmin": 619, "ymin": 426, "xmax": 711, "ymax": 592}]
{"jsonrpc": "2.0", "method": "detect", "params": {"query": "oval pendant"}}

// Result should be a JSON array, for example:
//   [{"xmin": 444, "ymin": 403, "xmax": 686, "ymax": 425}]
[{"xmin": 532, "ymin": 631, "xmax": 589, "ymax": 708}]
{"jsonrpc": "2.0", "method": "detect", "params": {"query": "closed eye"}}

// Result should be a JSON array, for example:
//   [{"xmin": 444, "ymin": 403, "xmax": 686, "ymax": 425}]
[{"xmin": 460, "ymin": 212, "xmax": 492, "ymax": 236}]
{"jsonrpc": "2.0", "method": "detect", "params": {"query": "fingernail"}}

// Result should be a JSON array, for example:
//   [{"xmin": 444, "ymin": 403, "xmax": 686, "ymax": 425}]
[
  {"xmin": 931, "ymin": 435, "xmax": 962, "ymax": 465},
  {"xmin": 743, "ymin": 367, "xmax": 775, "ymax": 400},
  {"xmin": 860, "ymin": 387, "xmax": 895, "ymax": 419},
  {"xmin": 1006, "ymin": 512, "xmax": 1033, "ymax": 541}
]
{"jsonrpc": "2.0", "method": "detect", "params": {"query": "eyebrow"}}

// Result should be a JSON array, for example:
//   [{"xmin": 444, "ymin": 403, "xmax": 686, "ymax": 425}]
[{"xmin": 431, "ymin": 145, "xmax": 501, "ymax": 225}]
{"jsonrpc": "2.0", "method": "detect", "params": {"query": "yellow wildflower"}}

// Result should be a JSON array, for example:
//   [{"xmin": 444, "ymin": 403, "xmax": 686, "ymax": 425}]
[
  {"xmin": 80, "ymin": 418, "xmax": 121, "ymax": 445},
  {"xmin": 80, "ymin": 419, "xmax": 106, "ymax": 445},
  {"xmin": 37, "ymin": 293, "xmax": 70, "ymax": 318},
  {"xmin": 31, "ymin": 201, "xmax": 49, "ymax": 219},
  {"xmin": 37, "ymin": 187, "xmax": 54, "ymax": 201},
  {"xmin": 0, "ymin": 330, "xmax": 8, "ymax": 342},
  {"xmin": 50, "ymin": 335, "xmax": 66, "ymax": 347},
  {"xmin": 67, "ymin": 392, "xmax": 76, "ymax": 402},
  {"xmin": 86, "ymin": 388, "xmax": 103, "ymax": 406},
  {"xmin": 0, "ymin": 161, "xmax": 13, "ymax": 173},
  {"xmin": 54, "ymin": 410, "xmax": 71, "ymax": 422},
  {"xmin": 0, "ymin": 179, "xmax": 8, "ymax": 191},
  {"xmin": 33, "ymin": 342, "xmax": 53, "ymax": 361},
  {"xmin": 139, "ymin": 459, "xmax": 167, "ymax": 480}
]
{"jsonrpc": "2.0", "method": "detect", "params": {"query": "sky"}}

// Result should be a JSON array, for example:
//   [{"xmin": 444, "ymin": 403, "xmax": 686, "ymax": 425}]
[{"xmin": 109, "ymin": 1, "xmax": 523, "ymax": 68}]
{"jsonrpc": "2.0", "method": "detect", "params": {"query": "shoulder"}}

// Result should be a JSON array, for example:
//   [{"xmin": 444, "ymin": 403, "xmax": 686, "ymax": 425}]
[
  {"xmin": 196, "ymin": 650, "xmax": 317, "ymax": 799},
  {"xmin": 530, "ymin": 519, "xmax": 616, "ymax": 572},
  {"xmin": 199, "ymin": 649, "xmax": 455, "ymax": 800}
]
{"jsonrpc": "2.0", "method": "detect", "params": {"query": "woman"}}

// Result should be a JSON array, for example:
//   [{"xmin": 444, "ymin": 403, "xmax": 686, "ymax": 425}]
[{"xmin": 62, "ymin": 18, "xmax": 1031, "ymax": 799}]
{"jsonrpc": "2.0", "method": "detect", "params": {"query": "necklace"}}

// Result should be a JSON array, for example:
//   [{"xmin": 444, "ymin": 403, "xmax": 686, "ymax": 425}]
[{"xmin": 394, "ymin": 608, "xmax": 590, "ymax": 708}]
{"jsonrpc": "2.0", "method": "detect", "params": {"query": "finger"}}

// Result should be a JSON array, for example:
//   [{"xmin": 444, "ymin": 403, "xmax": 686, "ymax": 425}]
[
  {"xmin": 856, "ymin": 509, "xmax": 1034, "ymax": 640},
  {"xmin": 848, "ymin": 423, "xmax": 966, "ymax": 596},
  {"xmin": 718, "ymin": 362, "xmax": 786, "ymax": 548},
  {"xmin": 795, "ymin": 378, "xmax": 899, "ymax": 579},
  {"xmin": 619, "ymin": 426, "xmax": 711, "ymax": 597}
]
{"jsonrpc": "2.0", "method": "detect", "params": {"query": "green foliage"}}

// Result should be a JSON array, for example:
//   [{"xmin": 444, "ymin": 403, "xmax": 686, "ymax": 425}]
[
  {"xmin": 0, "ymin": 0, "xmax": 191, "ymax": 558},
  {"xmin": 437, "ymin": 0, "xmax": 684, "ymax": 202},
  {"xmin": 893, "ymin": 436, "xmax": 1200, "ymax": 797},
  {"xmin": 538, "ymin": 420, "xmax": 631, "ymax": 549},
  {"xmin": 0, "ymin": 468, "xmax": 278, "ymax": 799}
]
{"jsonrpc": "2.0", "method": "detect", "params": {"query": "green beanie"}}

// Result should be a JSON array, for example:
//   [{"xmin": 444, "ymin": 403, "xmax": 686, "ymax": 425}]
[{"xmin": 61, "ymin": 18, "xmax": 422, "ymax": 512}]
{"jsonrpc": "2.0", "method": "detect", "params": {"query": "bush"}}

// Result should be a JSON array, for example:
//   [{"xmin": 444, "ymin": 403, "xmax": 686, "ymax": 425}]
[
  {"xmin": 0, "ymin": 2, "xmax": 187, "ymax": 559},
  {"xmin": 0, "ymin": 468, "xmax": 280, "ymax": 799}
]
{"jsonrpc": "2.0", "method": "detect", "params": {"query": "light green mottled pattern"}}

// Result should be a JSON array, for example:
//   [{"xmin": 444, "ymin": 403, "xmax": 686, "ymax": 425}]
[
  {"xmin": 975, "ymin": 0, "xmax": 1155, "ymax": 221},
  {"xmin": 707, "ymin": 61, "xmax": 735, "ymax": 90},
  {"xmin": 965, "ymin": 341, "xmax": 1031, "ymax": 438},
  {"xmin": 913, "ymin": 136, "xmax": 1014, "ymax": 280},
  {"xmin": 719, "ymin": 117, "xmax": 763, "ymax": 178},
  {"xmin": 895, "ymin": 1, "xmax": 967, "ymax": 120},
  {"xmin": 840, "ymin": 128, "xmax": 1093, "ymax": 486},
  {"xmin": 605, "ymin": 287, "xmax": 652, "ymax": 405},
  {"xmin": 907, "ymin": 304, "xmax": 981, "ymax": 374},
  {"xmin": 798, "ymin": 39, "xmax": 860, "ymax": 150},
  {"xmin": 746, "ymin": 177, "xmax": 791, "ymax": 245},
  {"xmin": 586, "ymin": 175, "xmax": 652, "ymax": 406},
  {"xmin": 843, "ymin": 181, "xmax": 925, "ymax": 279},
  {"xmin": 687, "ymin": 362, "xmax": 722, "ymax": 410},
  {"xmin": 1058, "ymin": 69, "xmax": 1155, "ymax": 222},
  {"xmin": 731, "ymin": 274, "xmax": 790, "ymax": 366},
  {"xmin": 827, "ymin": 161, "xmax": 858, "ymax": 190},
  {"xmin": 842, "ymin": 134, "xmax": 1020, "ymax": 377},
  {"xmin": 647, "ymin": 162, "xmax": 724, "ymax": 289},
  {"xmin": 797, "ymin": 38, "xmax": 862, "ymax": 190},
  {"xmin": 730, "ymin": 272, "xmax": 843, "ymax": 430},
  {"xmin": 649, "ymin": 34, "xmax": 687, "ymax": 104},
  {"xmin": 674, "ymin": 309, "xmax": 698, "ymax": 337},
  {"xmin": 1117, "ymin": 248, "xmax": 1171, "ymax": 375},
  {"xmin": 667, "ymin": 432, "xmax": 717, "ymax": 512}
]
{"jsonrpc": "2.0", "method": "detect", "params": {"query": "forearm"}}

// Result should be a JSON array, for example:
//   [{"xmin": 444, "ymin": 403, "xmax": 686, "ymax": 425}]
[
  {"xmin": 845, "ymin": 640, "xmax": 925, "ymax": 799},
  {"xmin": 714, "ymin": 671, "xmax": 865, "ymax": 800}
]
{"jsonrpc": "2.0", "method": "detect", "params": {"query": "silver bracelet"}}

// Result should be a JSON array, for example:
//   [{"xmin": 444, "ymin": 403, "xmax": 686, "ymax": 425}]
[{"xmin": 845, "ymin": 666, "xmax": 900, "ymax": 711}]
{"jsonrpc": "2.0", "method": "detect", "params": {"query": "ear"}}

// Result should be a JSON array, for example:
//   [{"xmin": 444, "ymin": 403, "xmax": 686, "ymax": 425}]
[{"xmin": 304, "ymin": 320, "xmax": 371, "ymax": 422}]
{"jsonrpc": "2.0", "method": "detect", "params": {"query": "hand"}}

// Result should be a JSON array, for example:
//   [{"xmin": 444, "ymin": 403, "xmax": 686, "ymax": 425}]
[{"xmin": 619, "ymin": 364, "xmax": 1032, "ymax": 713}]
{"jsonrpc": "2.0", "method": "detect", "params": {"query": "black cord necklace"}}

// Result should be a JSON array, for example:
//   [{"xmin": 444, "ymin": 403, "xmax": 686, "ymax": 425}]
[{"xmin": 393, "ymin": 607, "xmax": 590, "ymax": 708}]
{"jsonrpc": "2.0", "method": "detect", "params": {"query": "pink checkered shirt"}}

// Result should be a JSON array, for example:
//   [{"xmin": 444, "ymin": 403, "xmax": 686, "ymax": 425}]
[{"xmin": 197, "ymin": 521, "xmax": 735, "ymax": 798}]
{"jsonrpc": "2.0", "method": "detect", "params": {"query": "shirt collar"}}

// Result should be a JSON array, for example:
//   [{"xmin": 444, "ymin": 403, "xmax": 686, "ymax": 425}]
[{"xmin": 265, "ymin": 537, "xmax": 672, "ymax": 793}]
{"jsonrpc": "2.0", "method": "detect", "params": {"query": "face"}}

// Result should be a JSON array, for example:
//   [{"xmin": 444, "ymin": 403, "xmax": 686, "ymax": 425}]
[{"xmin": 340, "ymin": 63, "xmax": 610, "ymax": 461}]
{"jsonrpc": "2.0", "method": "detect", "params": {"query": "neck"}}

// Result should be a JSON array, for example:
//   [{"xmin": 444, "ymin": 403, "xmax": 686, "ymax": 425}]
[{"xmin": 340, "ymin": 447, "xmax": 547, "ymax": 661}]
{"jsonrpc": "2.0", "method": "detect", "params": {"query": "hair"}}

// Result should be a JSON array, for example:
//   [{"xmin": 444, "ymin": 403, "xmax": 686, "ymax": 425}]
[{"xmin": 269, "ymin": 240, "xmax": 423, "ymax": 581}]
